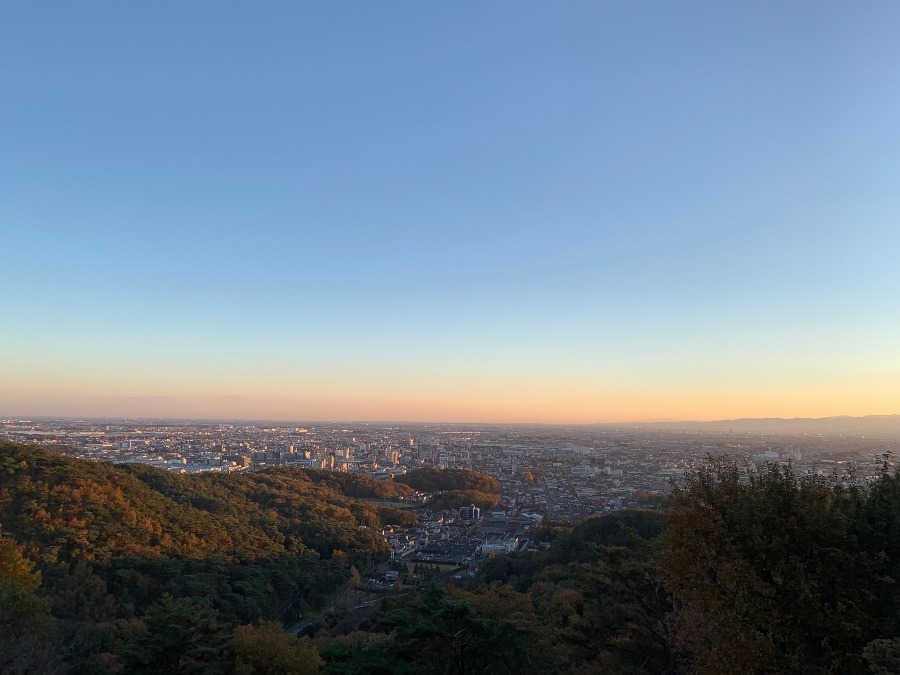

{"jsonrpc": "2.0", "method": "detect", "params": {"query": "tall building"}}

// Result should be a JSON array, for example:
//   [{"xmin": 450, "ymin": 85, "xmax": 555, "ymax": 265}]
[{"xmin": 459, "ymin": 504, "xmax": 481, "ymax": 522}]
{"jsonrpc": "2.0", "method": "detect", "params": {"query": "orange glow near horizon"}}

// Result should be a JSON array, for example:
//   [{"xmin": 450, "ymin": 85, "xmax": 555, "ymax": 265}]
[
  {"xmin": 2, "ymin": 366, "xmax": 898, "ymax": 424},
  {"xmin": 4, "ymin": 338, "xmax": 899, "ymax": 423}
]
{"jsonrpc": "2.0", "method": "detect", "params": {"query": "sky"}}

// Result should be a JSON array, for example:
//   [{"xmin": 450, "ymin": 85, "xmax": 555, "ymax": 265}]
[{"xmin": 2, "ymin": 2, "xmax": 900, "ymax": 424}]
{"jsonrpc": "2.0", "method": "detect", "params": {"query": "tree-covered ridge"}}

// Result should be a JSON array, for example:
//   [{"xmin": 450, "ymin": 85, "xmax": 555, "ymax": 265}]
[
  {"xmin": 300, "ymin": 470, "xmax": 414, "ymax": 500},
  {"xmin": 0, "ymin": 442, "xmax": 415, "ymax": 566},
  {"xmin": 395, "ymin": 468, "xmax": 502, "ymax": 510},
  {"xmin": 0, "ymin": 441, "xmax": 407, "ymax": 673},
  {"xmin": 395, "ymin": 468, "xmax": 500, "ymax": 495},
  {"xmin": 425, "ymin": 490, "xmax": 500, "ymax": 511}
]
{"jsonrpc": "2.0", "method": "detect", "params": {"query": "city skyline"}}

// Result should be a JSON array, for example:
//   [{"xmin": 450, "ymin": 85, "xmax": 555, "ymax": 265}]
[{"xmin": 3, "ymin": 2, "xmax": 900, "ymax": 423}]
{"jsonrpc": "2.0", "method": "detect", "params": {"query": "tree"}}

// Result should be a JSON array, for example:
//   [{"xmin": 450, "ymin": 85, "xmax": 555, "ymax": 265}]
[
  {"xmin": 864, "ymin": 638, "xmax": 900, "ymax": 674},
  {"xmin": 0, "ymin": 534, "xmax": 48, "ymax": 628},
  {"xmin": 0, "ymin": 534, "xmax": 63, "ymax": 674},
  {"xmin": 232, "ymin": 621, "xmax": 322, "ymax": 675},
  {"xmin": 348, "ymin": 566, "xmax": 363, "ymax": 590},
  {"xmin": 378, "ymin": 583, "xmax": 536, "ymax": 674},
  {"xmin": 662, "ymin": 460, "xmax": 900, "ymax": 674},
  {"xmin": 319, "ymin": 632, "xmax": 412, "ymax": 675},
  {"xmin": 123, "ymin": 595, "xmax": 231, "ymax": 674}
]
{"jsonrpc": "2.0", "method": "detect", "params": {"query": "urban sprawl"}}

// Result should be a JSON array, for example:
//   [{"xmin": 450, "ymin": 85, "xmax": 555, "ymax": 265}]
[{"xmin": 2, "ymin": 418, "xmax": 895, "ymax": 581}]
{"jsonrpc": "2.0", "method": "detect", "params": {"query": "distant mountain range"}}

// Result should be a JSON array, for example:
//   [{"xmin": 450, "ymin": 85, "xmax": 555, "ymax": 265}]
[{"xmin": 614, "ymin": 415, "xmax": 900, "ymax": 438}]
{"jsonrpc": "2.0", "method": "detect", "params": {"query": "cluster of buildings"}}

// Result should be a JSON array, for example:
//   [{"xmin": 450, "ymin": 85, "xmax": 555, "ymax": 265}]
[{"xmin": 381, "ymin": 508, "xmax": 538, "ymax": 567}]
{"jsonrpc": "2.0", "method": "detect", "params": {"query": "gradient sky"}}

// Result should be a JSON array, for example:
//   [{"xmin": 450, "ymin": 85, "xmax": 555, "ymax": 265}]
[{"xmin": 2, "ymin": 2, "xmax": 900, "ymax": 423}]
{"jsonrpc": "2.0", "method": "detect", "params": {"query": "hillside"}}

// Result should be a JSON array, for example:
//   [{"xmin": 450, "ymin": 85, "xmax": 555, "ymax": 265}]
[
  {"xmin": 0, "ymin": 441, "xmax": 408, "ymax": 673},
  {"xmin": 396, "ymin": 468, "xmax": 502, "ymax": 509}
]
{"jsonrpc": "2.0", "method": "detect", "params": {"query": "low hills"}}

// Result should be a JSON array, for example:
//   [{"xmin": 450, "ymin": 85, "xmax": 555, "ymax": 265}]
[
  {"xmin": 616, "ymin": 414, "xmax": 900, "ymax": 437},
  {"xmin": 396, "ymin": 467, "xmax": 502, "ymax": 510},
  {"xmin": 0, "ymin": 440, "xmax": 415, "ymax": 673}
]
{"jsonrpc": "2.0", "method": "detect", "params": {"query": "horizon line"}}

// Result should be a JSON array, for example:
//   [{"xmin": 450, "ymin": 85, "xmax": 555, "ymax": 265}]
[{"xmin": 3, "ymin": 412, "xmax": 900, "ymax": 427}]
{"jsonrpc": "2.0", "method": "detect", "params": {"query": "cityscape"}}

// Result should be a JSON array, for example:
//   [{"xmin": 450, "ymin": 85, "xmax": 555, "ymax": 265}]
[{"xmin": 4, "ymin": 416, "xmax": 895, "ymax": 573}]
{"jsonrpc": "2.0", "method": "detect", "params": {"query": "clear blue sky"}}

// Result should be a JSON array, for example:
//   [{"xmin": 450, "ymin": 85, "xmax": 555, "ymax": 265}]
[{"xmin": 2, "ymin": 2, "xmax": 899, "ymax": 422}]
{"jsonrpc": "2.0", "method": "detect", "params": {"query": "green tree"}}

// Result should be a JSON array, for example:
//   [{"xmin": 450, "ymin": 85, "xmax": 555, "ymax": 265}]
[
  {"xmin": 662, "ymin": 460, "xmax": 899, "ymax": 674},
  {"xmin": 0, "ymin": 534, "xmax": 63, "ymax": 674},
  {"xmin": 378, "ymin": 583, "xmax": 536, "ymax": 674},
  {"xmin": 124, "ymin": 594, "xmax": 231, "ymax": 674},
  {"xmin": 319, "ymin": 632, "xmax": 414, "ymax": 675}
]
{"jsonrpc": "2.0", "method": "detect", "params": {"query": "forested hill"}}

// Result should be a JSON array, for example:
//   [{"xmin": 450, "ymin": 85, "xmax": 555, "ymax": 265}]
[
  {"xmin": 395, "ymin": 467, "xmax": 502, "ymax": 510},
  {"xmin": 0, "ymin": 441, "xmax": 410, "ymax": 673},
  {"xmin": 0, "ymin": 441, "xmax": 414, "ymax": 565}
]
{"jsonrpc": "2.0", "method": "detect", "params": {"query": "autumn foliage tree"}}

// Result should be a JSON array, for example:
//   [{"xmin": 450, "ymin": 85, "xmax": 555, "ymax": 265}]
[
  {"xmin": 395, "ymin": 468, "xmax": 500, "ymax": 495},
  {"xmin": 232, "ymin": 621, "xmax": 322, "ymax": 675},
  {"xmin": 396, "ymin": 468, "xmax": 502, "ymax": 511},
  {"xmin": 662, "ymin": 459, "xmax": 900, "ymax": 674},
  {"xmin": 0, "ymin": 441, "xmax": 401, "ymax": 671}
]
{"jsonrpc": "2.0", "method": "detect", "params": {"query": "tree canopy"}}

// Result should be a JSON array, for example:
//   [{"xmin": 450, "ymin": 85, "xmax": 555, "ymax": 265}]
[
  {"xmin": 395, "ymin": 468, "xmax": 500, "ymax": 495},
  {"xmin": 396, "ymin": 468, "xmax": 502, "ymax": 511},
  {"xmin": 662, "ymin": 459, "xmax": 900, "ymax": 674},
  {"xmin": 0, "ymin": 441, "xmax": 404, "ymax": 672}
]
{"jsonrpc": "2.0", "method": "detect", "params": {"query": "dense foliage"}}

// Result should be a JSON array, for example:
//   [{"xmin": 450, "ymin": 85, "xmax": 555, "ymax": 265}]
[
  {"xmin": 425, "ymin": 490, "xmax": 500, "ymax": 511},
  {"xmin": 0, "ymin": 533, "xmax": 64, "ymax": 673},
  {"xmin": 301, "ymin": 471, "xmax": 414, "ymax": 501},
  {"xmin": 396, "ymin": 468, "xmax": 501, "ymax": 510},
  {"xmin": 663, "ymin": 460, "xmax": 900, "ymax": 674},
  {"xmin": 0, "ymin": 441, "xmax": 406, "ymax": 673},
  {"xmin": 395, "ymin": 468, "xmax": 500, "ymax": 495}
]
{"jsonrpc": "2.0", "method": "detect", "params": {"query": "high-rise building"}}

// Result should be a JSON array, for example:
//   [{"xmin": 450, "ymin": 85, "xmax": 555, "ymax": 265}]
[{"xmin": 459, "ymin": 504, "xmax": 481, "ymax": 522}]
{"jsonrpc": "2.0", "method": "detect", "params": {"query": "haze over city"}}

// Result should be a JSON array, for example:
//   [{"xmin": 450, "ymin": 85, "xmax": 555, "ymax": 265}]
[{"xmin": 3, "ymin": 2, "xmax": 899, "ymax": 423}]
